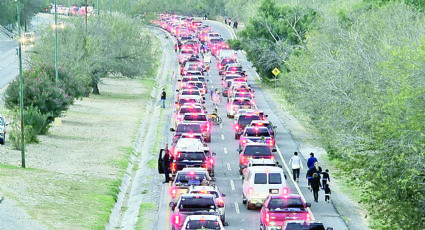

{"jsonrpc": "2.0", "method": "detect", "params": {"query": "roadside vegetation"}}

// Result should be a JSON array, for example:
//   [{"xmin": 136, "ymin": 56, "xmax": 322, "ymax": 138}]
[
  {"xmin": 228, "ymin": 0, "xmax": 425, "ymax": 229},
  {"xmin": 1, "ymin": 5, "xmax": 160, "ymax": 230}
]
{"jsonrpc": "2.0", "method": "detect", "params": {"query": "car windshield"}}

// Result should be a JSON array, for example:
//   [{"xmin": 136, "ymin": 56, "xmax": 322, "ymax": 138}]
[
  {"xmin": 176, "ymin": 124, "xmax": 202, "ymax": 133},
  {"xmin": 179, "ymin": 197, "xmax": 216, "ymax": 211},
  {"xmin": 182, "ymin": 77, "xmax": 199, "ymax": 82},
  {"xmin": 185, "ymin": 220, "xmax": 222, "ymax": 229},
  {"xmin": 232, "ymin": 99, "xmax": 252, "ymax": 106},
  {"xmin": 235, "ymin": 93, "xmax": 253, "ymax": 99},
  {"xmin": 184, "ymin": 114, "xmax": 207, "ymax": 122},
  {"xmin": 176, "ymin": 173, "xmax": 208, "ymax": 184},
  {"xmin": 285, "ymin": 223, "xmax": 326, "ymax": 230},
  {"xmin": 179, "ymin": 107, "xmax": 202, "ymax": 114},
  {"xmin": 238, "ymin": 115, "xmax": 261, "ymax": 126},
  {"xmin": 190, "ymin": 190, "xmax": 219, "ymax": 198},
  {"xmin": 197, "ymin": 77, "xmax": 206, "ymax": 83},
  {"xmin": 243, "ymin": 145, "xmax": 272, "ymax": 156},
  {"xmin": 179, "ymin": 99, "xmax": 198, "ymax": 105},
  {"xmin": 245, "ymin": 128, "xmax": 270, "ymax": 137},
  {"xmin": 181, "ymin": 50, "xmax": 194, "ymax": 54},
  {"xmin": 269, "ymin": 198, "xmax": 304, "ymax": 210},
  {"xmin": 177, "ymin": 151, "xmax": 206, "ymax": 160},
  {"xmin": 182, "ymin": 91, "xmax": 200, "ymax": 96}
]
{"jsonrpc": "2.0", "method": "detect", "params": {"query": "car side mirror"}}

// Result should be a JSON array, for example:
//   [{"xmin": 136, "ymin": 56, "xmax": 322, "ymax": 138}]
[
  {"xmin": 211, "ymin": 177, "xmax": 216, "ymax": 181},
  {"xmin": 177, "ymin": 79, "xmax": 181, "ymax": 82},
  {"xmin": 224, "ymin": 222, "xmax": 229, "ymax": 226},
  {"xmin": 202, "ymin": 101, "xmax": 205, "ymax": 104},
  {"xmin": 248, "ymin": 84, "xmax": 251, "ymax": 87},
  {"xmin": 273, "ymin": 126, "xmax": 277, "ymax": 129},
  {"xmin": 326, "ymin": 228, "xmax": 333, "ymax": 230},
  {"xmin": 306, "ymin": 202, "xmax": 311, "ymax": 207},
  {"xmin": 176, "ymin": 89, "xmax": 179, "ymax": 92},
  {"xmin": 212, "ymin": 152, "xmax": 216, "ymax": 156},
  {"xmin": 170, "ymin": 128, "xmax": 175, "ymax": 132},
  {"xmin": 272, "ymin": 148, "xmax": 277, "ymax": 152},
  {"xmin": 218, "ymin": 203, "xmax": 224, "ymax": 208},
  {"xmin": 278, "ymin": 165, "xmax": 282, "ymax": 168},
  {"xmin": 222, "ymin": 193, "xmax": 226, "ymax": 197}
]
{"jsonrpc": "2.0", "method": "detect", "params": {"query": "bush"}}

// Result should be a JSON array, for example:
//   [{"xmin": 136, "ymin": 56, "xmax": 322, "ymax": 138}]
[{"xmin": 7, "ymin": 108, "xmax": 44, "ymax": 149}]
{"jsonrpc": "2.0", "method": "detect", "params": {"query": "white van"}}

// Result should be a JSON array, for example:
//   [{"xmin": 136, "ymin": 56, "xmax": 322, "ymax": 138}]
[
  {"xmin": 242, "ymin": 166, "xmax": 287, "ymax": 209},
  {"xmin": 218, "ymin": 49, "xmax": 237, "ymax": 61}
]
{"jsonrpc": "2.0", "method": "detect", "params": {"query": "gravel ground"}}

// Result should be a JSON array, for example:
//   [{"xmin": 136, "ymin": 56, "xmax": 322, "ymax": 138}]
[{"xmin": 0, "ymin": 77, "xmax": 152, "ymax": 229}]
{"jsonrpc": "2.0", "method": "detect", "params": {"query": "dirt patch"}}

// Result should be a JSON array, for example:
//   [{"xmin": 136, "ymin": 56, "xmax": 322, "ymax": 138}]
[{"xmin": 0, "ymin": 77, "xmax": 153, "ymax": 229}]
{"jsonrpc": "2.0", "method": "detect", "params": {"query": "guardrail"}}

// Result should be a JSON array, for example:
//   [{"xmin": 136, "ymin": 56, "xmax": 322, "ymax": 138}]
[{"xmin": 0, "ymin": 26, "xmax": 16, "ymax": 39}]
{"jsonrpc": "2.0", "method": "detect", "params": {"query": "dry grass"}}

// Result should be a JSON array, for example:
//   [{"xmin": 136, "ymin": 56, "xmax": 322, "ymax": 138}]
[{"xmin": 0, "ymin": 77, "xmax": 154, "ymax": 229}]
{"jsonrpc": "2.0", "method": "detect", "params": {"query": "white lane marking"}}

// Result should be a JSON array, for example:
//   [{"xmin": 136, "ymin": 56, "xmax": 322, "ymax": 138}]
[
  {"xmin": 276, "ymin": 145, "xmax": 315, "ymax": 220},
  {"xmin": 227, "ymin": 162, "xmax": 231, "ymax": 171},
  {"xmin": 230, "ymin": 179, "xmax": 235, "ymax": 191},
  {"xmin": 211, "ymin": 85, "xmax": 214, "ymax": 89},
  {"xmin": 223, "ymin": 147, "xmax": 228, "ymax": 154},
  {"xmin": 220, "ymin": 123, "xmax": 222, "ymax": 129},
  {"xmin": 221, "ymin": 134, "xmax": 224, "ymax": 140},
  {"xmin": 235, "ymin": 202, "xmax": 240, "ymax": 214}
]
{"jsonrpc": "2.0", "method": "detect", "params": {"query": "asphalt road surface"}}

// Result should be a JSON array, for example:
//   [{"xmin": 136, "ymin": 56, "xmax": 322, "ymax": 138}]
[{"xmin": 155, "ymin": 21, "xmax": 349, "ymax": 230}]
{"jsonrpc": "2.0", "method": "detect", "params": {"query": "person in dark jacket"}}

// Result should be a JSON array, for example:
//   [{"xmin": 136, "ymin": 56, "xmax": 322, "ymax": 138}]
[
  {"xmin": 324, "ymin": 184, "xmax": 331, "ymax": 203},
  {"xmin": 306, "ymin": 162, "xmax": 322, "ymax": 189},
  {"xmin": 311, "ymin": 173, "xmax": 321, "ymax": 202},
  {"xmin": 307, "ymin": 152, "xmax": 318, "ymax": 169},
  {"xmin": 322, "ymin": 169, "xmax": 330, "ymax": 189},
  {"xmin": 161, "ymin": 88, "xmax": 166, "ymax": 108},
  {"xmin": 162, "ymin": 144, "xmax": 171, "ymax": 183}
]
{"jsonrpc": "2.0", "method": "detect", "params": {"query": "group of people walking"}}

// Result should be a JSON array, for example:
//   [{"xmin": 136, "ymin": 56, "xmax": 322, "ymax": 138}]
[
  {"xmin": 289, "ymin": 152, "xmax": 331, "ymax": 203},
  {"xmin": 224, "ymin": 16, "xmax": 238, "ymax": 29}
]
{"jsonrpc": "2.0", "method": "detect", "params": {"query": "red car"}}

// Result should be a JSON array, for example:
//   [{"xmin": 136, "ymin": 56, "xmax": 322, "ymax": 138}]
[{"xmin": 260, "ymin": 194, "xmax": 312, "ymax": 230}]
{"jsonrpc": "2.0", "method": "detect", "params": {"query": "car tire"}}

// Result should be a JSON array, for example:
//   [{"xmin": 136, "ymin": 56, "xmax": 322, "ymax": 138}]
[
  {"xmin": 221, "ymin": 215, "xmax": 225, "ymax": 224},
  {"xmin": 242, "ymin": 194, "xmax": 247, "ymax": 204},
  {"xmin": 0, "ymin": 137, "xmax": 4, "ymax": 145},
  {"xmin": 235, "ymin": 133, "xmax": 239, "ymax": 139},
  {"xmin": 247, "ymin": 202, "xmax": 253, "ymax": 210}
]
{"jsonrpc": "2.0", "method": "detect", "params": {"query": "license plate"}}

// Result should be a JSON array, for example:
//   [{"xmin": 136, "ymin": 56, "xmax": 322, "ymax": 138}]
[{"xmin": 270, "ymin": 189, "xmax": 279, "ymax": 194}]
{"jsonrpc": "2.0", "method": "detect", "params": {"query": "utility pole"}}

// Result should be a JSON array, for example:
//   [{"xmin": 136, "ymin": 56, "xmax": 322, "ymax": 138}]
[
  {"xmin": 85, "ymin": 0, "xmax": 88, "ymax": 33},
  {"xmin": 109, "ymin": 0, "xmax": 112, "ymax": 12},
  {"xmin": 54, "ymin": 0, "xmax": 58, "ymax": 84},
  {"xmin": 17, "ymin": 0, "xmax": 25, "ymax": 168},
  {"xmin": 97, "ymin": 0, "xmax": 100, "ymax": 16}
]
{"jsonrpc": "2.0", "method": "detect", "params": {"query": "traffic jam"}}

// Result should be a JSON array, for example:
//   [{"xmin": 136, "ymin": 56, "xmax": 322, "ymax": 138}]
[{"xmin": 153, "ymin": 14, "xmax": 333, "ymax": 230}]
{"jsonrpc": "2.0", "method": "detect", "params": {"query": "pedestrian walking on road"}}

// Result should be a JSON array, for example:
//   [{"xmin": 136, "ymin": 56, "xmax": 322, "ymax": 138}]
[
  {"xmin": 161, "ymin": 88, "xmax": 166, "ymax": 108},
  {"xmin": 311, "ymin": 173, "xmax": 321, "ymax": 202},
  {"xmin": 288, "ymin": 152, "xmax": 303, "ymax": 182},
  {"xmin": 234, "ymin": 20, "xmax": 238, "ymax": 29},
  {"xmin": 322, "ymin": 169, "xmax": 331, "ymax": 189},
  {"xmin": 306, "ymin": 162, "xmax": 322, "ymax": 190},
  {"xmin": 324, "ymin": 184, "xmax": 331, "ymax": 203},
  {"xmin": 162, "ymin": 144, "xmax": 171, "ymax": 183},
  {"xmin": 228, "ymin": 18, "xmax": 232, "ymax": 26},
  {"xmin": 224, "ymin": 16, "xmax": 227, "ymax": 25},
  {"xmin": 307, "ymin": 152, "xmax": 318, "ymax": 169}
]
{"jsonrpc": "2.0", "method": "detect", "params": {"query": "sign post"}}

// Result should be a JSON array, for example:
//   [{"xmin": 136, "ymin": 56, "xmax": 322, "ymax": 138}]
[{"xmin": 271, "ymin": 67, "xmax": 281, "ymax": 91}]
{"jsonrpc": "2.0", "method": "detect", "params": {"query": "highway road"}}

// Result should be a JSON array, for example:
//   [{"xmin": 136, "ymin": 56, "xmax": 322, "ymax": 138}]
[
  {"xmin": 0, "ymin": 34, "xmax": 18, "ymax": 92},
  {"xmin": 154, "ymin": 20, "xmax": 349, "ymax": 230}
]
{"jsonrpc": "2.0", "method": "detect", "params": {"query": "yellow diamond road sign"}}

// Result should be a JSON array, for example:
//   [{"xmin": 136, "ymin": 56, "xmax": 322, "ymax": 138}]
[{"xmin": 272, "ymin": 68, "xmax": 280, "ymax": 76}]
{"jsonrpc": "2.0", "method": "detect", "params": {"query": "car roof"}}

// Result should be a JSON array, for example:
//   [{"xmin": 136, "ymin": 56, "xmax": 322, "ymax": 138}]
[
  {"xmin": 268, "ymin": 194, "xmax": 302, "ymax": 199},
  {"xmin": 247, "ymin": 166, "xmax": 283, "ymax": 173},
  {"xmin": 244, "ymin": 142, "xmax": 269, "ymax": 147},
  {"xmin": 185, "ymin": 214, "xmax": 221, "ymax": 221},
  {"xmin": 180, "ymin": 193, "xmax": 215, "ymax": 199},
  {"xmin": 188, "ymin": 185, "xmax": 219, "ymax": 192}
]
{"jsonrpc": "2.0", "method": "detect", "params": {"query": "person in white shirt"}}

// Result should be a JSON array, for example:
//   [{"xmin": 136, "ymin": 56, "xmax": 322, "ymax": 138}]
[{"xmin": 288, "ymin": 152, "xmax": 303, "ymax": 182}]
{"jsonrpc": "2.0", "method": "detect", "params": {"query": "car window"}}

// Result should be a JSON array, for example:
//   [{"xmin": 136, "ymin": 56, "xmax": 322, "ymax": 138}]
[
  {"xmin": 184, "ymin": 114, "xmax": 207, "ymax": 122},
  {"xmin": 179, "ymin": 197, "xmax": 216, "ymax": 210},
  {"xmin": 245, "ymin": 128, "xmax": 270, "ymax": 137},
  {"xmin": 232, "ymin": 99, "xmax": 251, "ymax": 106},
  {"xmin": 177, "ymin": 152, "xmax": 205, "ymax": 160},
  {"xmin": 269, "ymin": 198, "xmax": 304, "ymax": 210},
  {"xmin": 269, "ymin": 173, "xmax": 282, "ymax": 184},
  {"xmin": 285, "ymin": 223, "xmax": 325, "ymax": 230},
  {"xmin": 179, "ymin": 107, "xmax": 202, "ymax": 114},
  {"xmin": 176, "ymin": 173, "xmax": 207, "ymax": 183},
  {"xmin": 254, "ymin": 173, "xmax": 267, "ymax": 184},
  {"xmin": 185, "ymin": 220, "xmax": 221, "ymax": 229},
  {"xmin": 243, "ymin": 146, "xmax": 272, "ymax": 156},
  {"xmin": 238, "ymin": 115, "xmax": 262, "ymax": 126},
  {"xmin": 182, "ymin": 91, "xmax": 200, "ymax": 96},
  {"xmin": 176, "ymin": 124, "xmax": 202, "ymax": 133},
  {"xmin": 179, "ymin": 99, "xmax": 197, "ymax": 105}
]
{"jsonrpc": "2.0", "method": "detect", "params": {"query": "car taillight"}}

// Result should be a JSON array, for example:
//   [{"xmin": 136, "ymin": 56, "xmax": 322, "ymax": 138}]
[
  {"xmin": 209, "ymin": 158, "xmax": 214, "ymax": 165},
  {"xmin": 204, "ymin": 163, "xmax": 209, "ymax": 169},
  {"xmin": 218, "ymin": 198, "xmax": 224, "ymax": 207},
  {"xmin": 249, "ymin": 187, "xmax": 253, "ymax": 195},
  {"xmin": 282, "ymin": 187, "xmax": 288, "ymax": 195},
  {"xmin": 173, "ymin": 214, "xmax": 180, "ymax": 226},
  {"xmin": 241, "ymin": 139, "xmax": 247, "ymax": 145},
  {"xmin": 205, "ymin": 123, "xmax": 210, "ymax": 132},
  {"xmin": 307, "ymin": 213, "xmax": 311, "ymax": 221},
  {"xmin": 235, "ymin": 125, "xmax": 240, "ymax": 130},
  {"xmin": 265, "ymin": 212, "xmax": 270, "ymax": 223},
  {"xmin": 268, "ymin": 139, "xmax": 274, "ymax": 147},
  {"xmin": 240, "ymin": 155, "xmax": 249, "ymax": 165},
  {"xmin": 171, "ymin": 187, "xmax": 177, "ymax": 198},
  {"xmin": 170, "ymin": 163, "xmax": 176, "ymax": 172}
]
